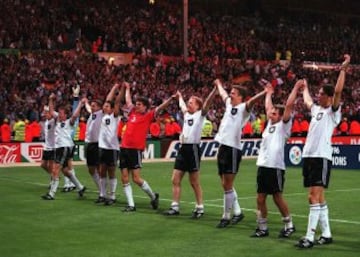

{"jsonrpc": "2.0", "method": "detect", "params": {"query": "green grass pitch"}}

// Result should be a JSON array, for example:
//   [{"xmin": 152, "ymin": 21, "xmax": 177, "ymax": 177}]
[{"xmin": 0, "ymin": 159, "xmax": 359, "ymax": 257}]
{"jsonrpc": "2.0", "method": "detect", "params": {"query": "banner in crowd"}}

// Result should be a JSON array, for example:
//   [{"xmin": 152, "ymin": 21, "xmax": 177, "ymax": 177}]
[
  {"xmin": 0, "ymin": 140, "xmax": 161, "ymax": 164},
  {"xmin": 97, "ymin": 52, "xmax": 134, "ymax": 65}
]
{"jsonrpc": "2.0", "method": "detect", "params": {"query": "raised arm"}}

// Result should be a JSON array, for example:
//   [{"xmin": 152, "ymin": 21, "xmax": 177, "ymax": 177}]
[
  {"xmin": 246, "ymin": 88, "xmax": 267, "ymax": 110},
  {"xmin": 214, "ymin": 79, "xmax": 228, "ymax": 102},
  {"xmin": 283, "ymin": 79, "xmax": 304, "ymax": 122},
  {"xmin": 113, "ymin": 84, "xmax": 125, "ymax": 117},
  {"xmin": 333, "ymin": 54, "xmax": 350, "ymax": 109},
  {"xmin": 106, "ymin": 83, "xmax": 120, "ymax": 102},
  {"xmin": 202, "ymin": 85, "xmax": 217, "ymax": 115},
  {"xmin": 84, "ymin": 98, "xmax": 92, "ymax": 113},
  {"xmin": 302, "ymin": 79, "xmax": 313, "ymax": 110},
  {"xmin": 264, "ymin": 83, "xmax": 274, "ymax": 118},
  {"xmin": 155, "ymin": 93, "xmax": 177, "ymax": 117},
  {"xmin": 48, "ymin": 93, "xmax": 57, "ymax": 119},
  {"xmin": 124, "ymin": 82, "xmax": 134, "ymax": 109},
  {"xmin": 177, "ymin": 90, "xmax": 188, "ymax": 113},
  {"xmin": 70, "ymin": 98, "xmax": 85, "ymax": 125}
]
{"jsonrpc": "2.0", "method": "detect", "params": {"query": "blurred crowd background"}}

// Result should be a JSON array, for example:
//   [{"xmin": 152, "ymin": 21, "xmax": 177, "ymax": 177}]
[{"xmin": 1, "ymin": 0, "xmax": 360, "ymax": 142}]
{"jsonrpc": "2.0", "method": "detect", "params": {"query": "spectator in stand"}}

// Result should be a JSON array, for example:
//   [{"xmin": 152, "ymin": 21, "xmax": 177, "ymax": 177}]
[
  {"xmin": 78, "ymin": 117, "xmax": 87, "ymax": 141},
  {"xmin": 242, "ymin": 120, "xmax": 254, "ymax": 138},
  {"xmin": 24, "ymin": 119, "xmax": 32, "ymax": 142},
  {"xmin": 291, "ymin": 116, "xmax": 302, "ymax": 137},
  {"xmin": 300, "ymin": 117, "xmax": 310, "ymax": 137},
  {"xmin": 201, "ymin": 118, "xmax": 213, "ymax": 138},
  {"xmin": 149, "ymin": 116, "xmax": 166, "ymax": 139},
  {"xmin": 29, "ymin": 118, "xmax": 41, "ymax": 142},
  {"xmin": 1, "ymin": 118, "xmax": 11, "ymax": 142},
  {"xmin": 13, "ymin": 114, "xmax": 25, "ymax": 142},
  {"xmin": 338, "ymin": 117, "xmax": 349, "ymax": 136},
  {"xmin": 349, "ymin": 117, "xmax": 360, "ymax": 135},
  {"xmin": 164, "ymin": 116, "xmax": 181, "ymax": 138}
]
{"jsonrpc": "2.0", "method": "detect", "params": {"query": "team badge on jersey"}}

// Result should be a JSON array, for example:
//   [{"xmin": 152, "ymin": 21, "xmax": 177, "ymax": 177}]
[
  {"xmin": 316, "ymin": 113, "xmax": 323, "ymax": 120},
  {"xmin": 105, "ymin": 118, "xmax": 110, "ymax": 125},
  {"xmin": 47, "ymin": 124, "xmax": 51, "ymax": 130},
  {"xmin": 231, "ymin": 108, "xmax": 238, "ymax": 115},
  {"xmin": 61, "ymin": 122, "xmax": 65, "ymax": 128},
  {"xmin": 269, "ymin": 126, "xmax": 276, "ymax": 133},
  {"xmin": 92, "ymin": 114, "xmax": 97, "ymax": 120},
  {"xmin": 188, "ymin": 119, "xmax": 194, "ymax": 126}
]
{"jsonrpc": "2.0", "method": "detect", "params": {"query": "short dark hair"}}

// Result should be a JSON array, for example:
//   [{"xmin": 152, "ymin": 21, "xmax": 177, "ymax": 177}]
[
  {"xmin": 104, "ymin": 100, "xmax": 115, "ymax": 108},
  {"xmin": 91, "ymin": 99, "xmax": 103, "ymax": 107},
  {"xmin": 136, "ymin": 96, "xmax": 150, "ymax": 109},
  {"xmin": 232, "ymin": 85, "xmax": 248, "ymax": 99},
  {"xmin": 274, "ymin": 104, "xmax": 285, "ymax": 116},
  {"xmin": 322, "ymin": 84, "xmax": 334, "ymax": 97}
]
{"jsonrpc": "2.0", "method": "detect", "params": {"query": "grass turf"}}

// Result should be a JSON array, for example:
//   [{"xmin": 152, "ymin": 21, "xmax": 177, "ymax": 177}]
[{"xmin": 0, "ymin": 159, "xmax": 359, "ymax": 257}]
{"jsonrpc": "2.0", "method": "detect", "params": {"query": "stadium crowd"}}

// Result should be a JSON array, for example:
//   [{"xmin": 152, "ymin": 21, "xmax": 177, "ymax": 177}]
[{"xmin": 1, "ymin": 0, "xmax": 360, "ymax": 142}]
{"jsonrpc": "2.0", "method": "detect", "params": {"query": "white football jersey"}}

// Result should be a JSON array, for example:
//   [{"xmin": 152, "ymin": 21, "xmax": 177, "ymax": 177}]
[
  {"xmin": 85, "ymin": 109, "xmax": 103, "ymax": 143},
  {"xmin": 55, "ymin": 119, "xmax": 75, "ymax": 148},
  {"xmin": 180, "ymin": 110, "xmax": 205, "ymax": 144},
  {"xmin": 44, "ymin": 118, "xmax": 56, "ymax": 150},
  {"xmin": 215, "ymin": 99, "xmax": 250, "ymax": 149},
  {"xmin": 303, "ymin": 105, "xmax": 341, "ymax": 160},
  {"xmin": 98, "ymin": 113, "xmax": 120, "ymax": 150},
  {"xmin": 256, "ymin": 119, "xmax": 292, "ymax": 170}
]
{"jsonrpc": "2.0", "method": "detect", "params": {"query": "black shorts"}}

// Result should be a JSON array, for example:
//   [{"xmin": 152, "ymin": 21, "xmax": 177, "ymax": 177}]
[
  {"xmin": 174, "ymin": 144, "xmax": 201, "ymax": 173},
  {"xmin": 86, "ymin": 142, "xmax": 99, "ymax": 166},
  {"xmin": 42, "ymin": 150, "xmax": 55, "ymax": 161},
  {"xmin": 55, "ymin": 147, "xmax": 74, "ymax": 167},
  {"xmin": 302, "ymin": 157, "xmax": 331, "ymax": 188},
  {"xmin": 217, "ymin": 145, "xmax": 242, "ymax": 175},
  {"xmin": 99, "ymin": 148, "xmax": 119, "ymax": 167},
  {"xmin": 119, "ymin": 148, "xmax": 142, "ymax": 170},
  {"xmin": 256, "ymin": 167, "xmax": 285, "ymax": 194}
]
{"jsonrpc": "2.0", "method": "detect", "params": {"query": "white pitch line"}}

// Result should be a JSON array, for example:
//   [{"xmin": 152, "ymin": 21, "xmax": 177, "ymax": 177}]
[{"xmin": 1, "ymin": 176, "xmax": 360, "ymax": 225}]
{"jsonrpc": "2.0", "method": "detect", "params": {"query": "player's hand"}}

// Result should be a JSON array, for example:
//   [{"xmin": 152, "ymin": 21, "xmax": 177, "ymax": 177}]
[
  {"xmin": 341, "ymin": 54, "xmax": 351, "ymax": 70},
  {"xmin": 49, "ymin": 93, "xmax": 56, "ymax": 99},
  {"xmin": 213, "ymin": 79, "xmax": 222, "ymax": 88},
  {"xmin": 123, "ymin": 81, "xmax": 130, "ymax": 89}
]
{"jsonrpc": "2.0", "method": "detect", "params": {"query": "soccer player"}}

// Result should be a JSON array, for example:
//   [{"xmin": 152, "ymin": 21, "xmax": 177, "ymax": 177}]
[
  {"xmin": 214, "ymin": 79, "xmax": 266, "ymax": 228},
  {"xmin": 295, "ymin": 54, "xmax": 350, "ymax": 249},
  {"xmin": 84, "ymin": 98, "xmax": 103, "ymax": 198},
  {"xmin": 97, "ymin": 83, "xmax": 124, "ymax": 205},
  {"xmin": 163, "ymin": 86, "xmax": 217, "ymax": 218},
  {"xmin": 41, "ymin": 93, "xmax": 87, "ymax": 200},
  {"xmin": 120, "ymin": 82, "xmax": 175, "ymax": 212},
  {"xmin": 40, "ymin": 106, "xmax": 56, "ymax": 183},
  {"xmin": 251, "ymin": 80, "xmax": 303, "ymax": 238}
]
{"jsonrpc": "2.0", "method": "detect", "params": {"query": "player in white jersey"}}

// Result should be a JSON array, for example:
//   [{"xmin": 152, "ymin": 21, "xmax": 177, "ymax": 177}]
[
  {"xmin": 251, "ymin": 81, "xmax": 303, "ymax": 238},
  {"xmin": 96, "ymin": 83, "xmax": 124, "ymax": 205},
  {"xmin": 84, "ymin": 98, "xmax": 103, "ymax": 196},
  {"xmin": 40, "ymin": 106, "xmax": 56, "ymax": 181},
  {"xmin": 214, "ymin": 79, "xmax": 266, "ymax": 228},
  {"xmin": 41, "ymin": 93, "xmax": 87, "ymax": 200},
  {"xmin": 295, "ymin": 55, "xmax": 350, "ymax": 249},
  {"xmin": 163, "ymin": 86, "xmax": 217, "ymax": 218}
]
